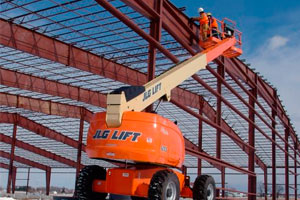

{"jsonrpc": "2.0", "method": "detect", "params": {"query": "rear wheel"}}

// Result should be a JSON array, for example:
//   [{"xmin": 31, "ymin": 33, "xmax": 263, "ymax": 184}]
[
  {"xmin": 75, "ymin": 165, "xmax": 108, "ymax": 200},
  {"xmin": 192, "ymin": 175, "xmax": 216, "ymax": 200},
  {"xmin": 148, "ymin": 170, "xmax": 179, "ymax": 200}
]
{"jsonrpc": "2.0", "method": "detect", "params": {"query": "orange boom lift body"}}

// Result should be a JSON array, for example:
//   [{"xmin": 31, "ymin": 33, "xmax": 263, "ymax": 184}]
[{"xmin": 77, "ymin": 18, "xmax": 242, "ymax": 200}]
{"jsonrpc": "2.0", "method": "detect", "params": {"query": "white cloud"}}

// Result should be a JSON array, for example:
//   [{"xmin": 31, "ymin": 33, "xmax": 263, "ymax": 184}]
[
  {"xmin": 248, "ymin": 32, "xmax": 300, "ymax": 135},
  {"xmin": 267, "ymin": 35, "xmax": 289, "ymax": 50}
]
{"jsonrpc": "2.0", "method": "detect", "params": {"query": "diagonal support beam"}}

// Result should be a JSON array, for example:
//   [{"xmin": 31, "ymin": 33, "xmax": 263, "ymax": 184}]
[
  {"xmin": 0, "ymin": 92, "xmax": 93, "ymax": 122},
  {"xmin": 0, "ymin": 112, "xmax": 85, "ymax": 151},
  {"xmin": 0, "ymin": 150, "xmax": 48, "ymax": 171},
  {"xmin": 0, "ymin": 132, "xmax": 80, "ymax": 168},
  {"xmin": 0, "ymin": 67, "xmax": 106, "ymax": 108},
  {"xmin": 0, "ymin": 18, "xmax": 146, "ymax": 86},
  {"xmin": 95, "ymin": 0, "xmax": 179, "ymax": 63},
  {"xmin": 0, "ymin": 162, "xmax": 10, "ymax": 169}
]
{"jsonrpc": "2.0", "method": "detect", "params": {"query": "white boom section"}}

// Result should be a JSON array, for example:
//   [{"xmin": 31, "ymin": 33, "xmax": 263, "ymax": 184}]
[{"xmin": 106, "ymin": 38, "xmax": 236, "ymax": 127}]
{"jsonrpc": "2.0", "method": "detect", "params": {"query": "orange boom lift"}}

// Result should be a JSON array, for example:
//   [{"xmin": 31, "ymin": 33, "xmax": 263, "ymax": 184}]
[{"xmin": 75, "ymin": 18, "xmax": 242, "ymax": 200}]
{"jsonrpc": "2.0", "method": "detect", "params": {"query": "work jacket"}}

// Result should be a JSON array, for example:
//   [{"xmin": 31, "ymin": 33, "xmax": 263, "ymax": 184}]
[
  {"xmin": 199, "ymin": 12, "xmax": 209, "ymax": 25},
  {"xmin": 209, "ymin": 17, "xmax": 218, "ymax": 29}
]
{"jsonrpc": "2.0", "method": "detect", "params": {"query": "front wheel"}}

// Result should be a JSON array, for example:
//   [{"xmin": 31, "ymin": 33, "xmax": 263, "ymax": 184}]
[
  {"xmin": 75, "ymin": 165, "xmax": 108, "ymax": 200},
  {"xmin": 193, "ymin": 175, "xmax": 216, "ymax": 200},
  {"xmin": 148, "ymin": 170, "xmax": 180, "ymax": 200}
]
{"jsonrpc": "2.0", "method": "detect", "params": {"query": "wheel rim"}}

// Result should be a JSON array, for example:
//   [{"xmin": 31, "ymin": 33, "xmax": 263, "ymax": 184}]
[
  {"xmin": 165, "ymin": 181, "xmax": 176, "ymax": 200},
  {"xmin": 207, "ymin": 183, "xmax": 214, "ymax": 200}
]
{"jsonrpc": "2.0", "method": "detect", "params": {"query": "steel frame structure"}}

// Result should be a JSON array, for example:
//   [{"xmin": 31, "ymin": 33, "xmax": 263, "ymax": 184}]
[{"xmin": 0, "ymin": 0, "xmax": 299, "ymax": 199}]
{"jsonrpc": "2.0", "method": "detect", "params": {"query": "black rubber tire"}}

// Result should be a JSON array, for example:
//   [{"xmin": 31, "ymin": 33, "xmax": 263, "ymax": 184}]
[
  {"xmin": 75, "ymin": 165, "xmax": 108, "ymax": 200},
  {"xmin": 148, "ymin": 170, "xmax": 180, "ymax": 200},
  {"xmin": 131, "ymin": 196, "xmax": 148, "ymax": 200},
  {"xmin": 192, "ymin": 175, "xmax": 216, "ymax": 200}
]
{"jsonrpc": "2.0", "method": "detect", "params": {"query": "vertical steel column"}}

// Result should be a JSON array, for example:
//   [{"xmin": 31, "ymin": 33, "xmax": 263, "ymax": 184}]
[
  {"xmin": 12, "ymin": 167, "xmax": 16, "ymax": 194},
  {"xmin": 216, "ymin": 64, "xmax": 224, "ymax": 159},
  {"xmin": 272, "ymin": 90, "xmax": 277, "ymax": 200},
  {"xmin": 295, "ymin": 141, "xmax": 297, "ymax": 200},
  {"xmin": 248, "ymin": 84, "xmax": 257, "ymax": 200},
  {"xmin": 46, "ymin": 167, "xmax": 51, "ymax": 195},
  {"xmin": 285, "ymin": 127, "xmax": 289, "ymax": 200},
  {"xmin": 217, "ymin": 64, "xmax": 224, "ymax": 197},
  {"xmin": 221, "ymin": 167, "xmax": 225, "ymax": 197},
  {"xmin": 7, "ymin": 120, "xmax": 17, "ymax": 193},
  {"xmin": 264, "ymin": 168, "xmax": 268, "ymax": 200},
  {"xmin": 197, "ymin": 106, "xmax": 203, "ymax": 176},
  {"xmin": 26, "ymin": 168, "xmax": 30, "ymax": 195},
  {"xmin": 146, "ymin": 0, "xmax": 163, "ymax": 112},
  {"xmin": 76, "ymin": 108, "xmax": 85, "ymax": 178}
]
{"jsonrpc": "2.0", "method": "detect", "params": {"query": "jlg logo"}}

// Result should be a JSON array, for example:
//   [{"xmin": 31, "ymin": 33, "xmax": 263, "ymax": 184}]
[{"xmin": 93, "ymin": 129, "xmax": 142, "ymax": 142}]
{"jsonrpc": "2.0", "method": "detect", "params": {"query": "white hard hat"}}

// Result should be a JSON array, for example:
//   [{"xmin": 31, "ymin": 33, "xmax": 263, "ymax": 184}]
[{"xmin": 198, "ymin": 7, "xmax": 204, "ymax": 13}]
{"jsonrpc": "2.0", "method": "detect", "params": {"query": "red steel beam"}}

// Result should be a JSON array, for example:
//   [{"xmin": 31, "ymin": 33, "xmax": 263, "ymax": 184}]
[
  {"xmin": 76, "ymin": 112, "xmax": 84, "ymax": 177},
  {"xmin": 186, "ymin": 147, "xmax": 256, "ymax": 176},
  {"xmin": 147, "ymin": 0, "xmax": 162, "ymax": 82},
  {"xmin": 0, "ymin": 92, "xmax": 93, "ymax": 122},
  {"xmin": 0, "ymin": 162, "xmax": 9, "ymax": 169},
  {"xmin": 216, "ymin": 64, "xmax": 224, "ymax": 160},
  {"xmin": 0, "ymin": 112, "xmax": 85, "ymax": 151},
  {"xmin": 264, "ymin": 168, "xmax": 268, "ymax": 200},
  {"xmin": 12, "ymin": 167, "xmax": 16, "ymax": 194},
  {"xmin": 171, "ymin": 99, "xmax": 254, "ymax": 152},
  {"xmin": 217, "ymin": 63, "xmax": 224, "ymax": 198},
  {"xmin": 285, "ymin": 127, "xmax": 289, "ymax": 200},
  {"xmin": 295, "ymin": 141, "xmax": 298, "ymax": 200},
  {"xmin": 145, "ymin": 0, "xmax": 162, "ymax": 112},
  {"xmin": 0, "ymin": 150, "xmax": 48, "ymax": 171},
  {"xmin": 26, "ymin": 168, "xmax": 30, "ymax": 195},
  {"xmin": 0, "ymin": 18, "xmax": 145, "ymax": 86},
  {"xmin": 0, "ymin": 67, "xmax": 106, "ymax": 108},
  {"xmin": 272, "ymin": 91, "xmax": 277, "ymax": 200},
  {"xmin": 198, "ymin": 108, "xmax": 203, "ymax": 176},
  {"xmin": 248, "ymin": 86, "xmax": 257, "ymax": 200},
  {"xmin": 0, "ymin": 162, "xmax": 16, "ymax": 193},
  {"xmin": 0, "ymin": 133, "xmax": 80, "ymax": 168},
  {"xmin": 184, "ymin": 136, "xmax": 222, "ymax": 171},
  {"xmin": 95, "ymin": 0, "xmax": 179, "ymax": 64},
  {"xmin": 221, "ymin": 167, "xmax": 225, "ymax": 198},
  {"xmin": 120, "ymin": 0, "xmax": 198, "ymax": 50},
  {"xmin": 46, "ymin": 167, "xmax": 51, "ymax": 195},
  {"xmin": 7, "ymin": 122, "xmax": 17, "ymax": 194}
]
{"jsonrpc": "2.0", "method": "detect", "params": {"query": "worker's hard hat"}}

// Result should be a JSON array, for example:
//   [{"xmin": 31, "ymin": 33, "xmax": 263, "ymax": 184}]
[
  {"xmin": 198, "ymin": 7, "xmax": 204, "ymax": 13},
  {"xmin": 207, "ymin": 12, "xmax": 212, "ymax": 16}
]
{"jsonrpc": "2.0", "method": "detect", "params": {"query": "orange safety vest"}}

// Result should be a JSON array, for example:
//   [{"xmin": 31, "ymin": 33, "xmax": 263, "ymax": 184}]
[
  {"xmin": 199, "ymin": 12, "xmax": 208, "ymax": 25},
  {"xmin": 210, "ymin": 17, "xmax": 218, "ymax": 29}
]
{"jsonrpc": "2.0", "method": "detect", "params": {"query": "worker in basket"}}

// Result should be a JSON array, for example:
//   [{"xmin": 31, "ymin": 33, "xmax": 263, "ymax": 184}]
[
  {"xmin": 207, "ymin": 12, "xmax": 220, "ymax": 39},
  {"xmin": 191, "ymin": 7, "xmax": 209, "ymax": 41}
]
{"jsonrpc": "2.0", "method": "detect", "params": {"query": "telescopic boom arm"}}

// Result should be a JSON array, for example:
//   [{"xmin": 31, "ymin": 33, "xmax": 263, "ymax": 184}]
[{"xmin": 106, "ymin": 37, "xmax": 237, "ymax": 127}]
